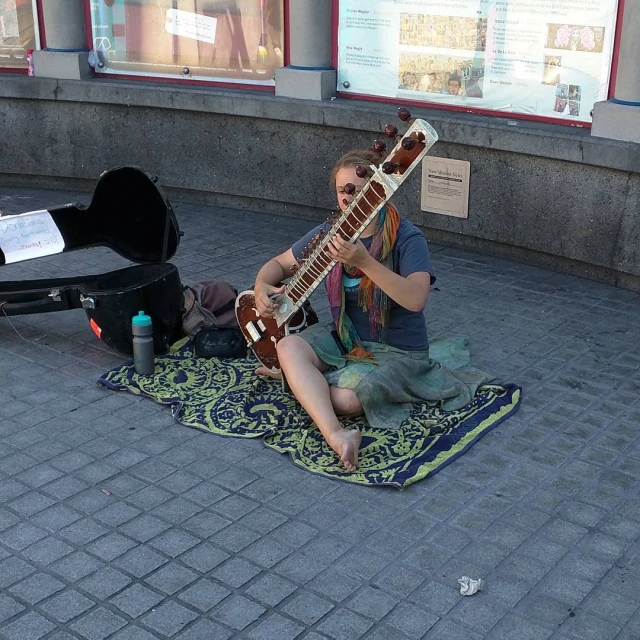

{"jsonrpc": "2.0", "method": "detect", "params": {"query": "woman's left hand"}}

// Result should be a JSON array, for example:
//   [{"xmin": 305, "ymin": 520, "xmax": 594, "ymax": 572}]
[{"xmin": 327, "ymin": 235, "xmax": 371, "ymax": 269}]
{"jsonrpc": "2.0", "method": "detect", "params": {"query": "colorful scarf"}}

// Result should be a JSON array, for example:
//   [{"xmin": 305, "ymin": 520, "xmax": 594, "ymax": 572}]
[{"xmin": 326, "ymin": 204, "xmax": 401, "ymax": 360}]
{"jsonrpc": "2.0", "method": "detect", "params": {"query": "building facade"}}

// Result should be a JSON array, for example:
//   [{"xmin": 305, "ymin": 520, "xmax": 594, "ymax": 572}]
[{"xmin": 1, "ymin": 0, "xmax": 639, "ymax": 289}]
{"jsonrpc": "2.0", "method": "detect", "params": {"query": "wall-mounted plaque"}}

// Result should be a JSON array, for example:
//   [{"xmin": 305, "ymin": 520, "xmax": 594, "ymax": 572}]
[{"xmin": 421, "ymin": 157, "xmax": 470, "ymax": 219}]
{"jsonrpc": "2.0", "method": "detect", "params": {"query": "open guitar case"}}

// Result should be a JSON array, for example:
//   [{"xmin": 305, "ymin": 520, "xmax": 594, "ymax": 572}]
[{"xmin": 0, "ymin": 166, "xmax": 184, "ymax": 355}]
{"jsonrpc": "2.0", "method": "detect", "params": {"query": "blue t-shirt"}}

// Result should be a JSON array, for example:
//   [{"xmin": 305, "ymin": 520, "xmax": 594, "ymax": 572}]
[{"xmin": 291, "ymin": 218, "xmax": 435, "ymax": 351}]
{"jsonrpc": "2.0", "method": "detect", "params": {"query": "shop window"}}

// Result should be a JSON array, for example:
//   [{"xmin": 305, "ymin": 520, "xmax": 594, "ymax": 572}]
[
  {"xmin": 89, "ymin": 0, "xmax": 284, "ymax": 84},
  {"xmin": 0, "ymin": 0, "xmax": 38, "ymax": 68}
]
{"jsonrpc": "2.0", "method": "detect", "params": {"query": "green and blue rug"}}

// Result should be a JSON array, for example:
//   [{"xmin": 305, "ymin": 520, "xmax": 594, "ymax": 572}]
[{"xmin": 98, "ymin": 340, "xmax": 521, "ymax": 488}]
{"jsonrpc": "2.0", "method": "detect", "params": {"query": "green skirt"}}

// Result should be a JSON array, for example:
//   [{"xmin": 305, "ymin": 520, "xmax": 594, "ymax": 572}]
[{"xmin": 297, "ymin": 322, "xmax": 493, "ymax": 430}]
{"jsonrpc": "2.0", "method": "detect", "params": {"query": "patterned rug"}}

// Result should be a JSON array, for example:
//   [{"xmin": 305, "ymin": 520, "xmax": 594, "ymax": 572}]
[{"xmin": 98, "ymin": 340, "xmax": 521, "ymax": 488}]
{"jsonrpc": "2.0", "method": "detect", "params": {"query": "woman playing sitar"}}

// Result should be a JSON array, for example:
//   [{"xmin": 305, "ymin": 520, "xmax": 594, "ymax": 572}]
[{"xmin": 253, "ymin": 148, "xmax": 436, "ymax": 472}]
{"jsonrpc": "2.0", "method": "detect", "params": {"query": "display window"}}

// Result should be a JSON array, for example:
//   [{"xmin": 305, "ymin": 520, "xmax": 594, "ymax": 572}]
[
  {"xmin": 88, "ymin": 0, "xmax": 284, "ymax": 85},
  {"xmin": 336, "ymin": 0, "xmax": 622, "ymax": 125},
  {"xmin": 0, "ymin": 0, "xmax": 39, "ymax": 69}
]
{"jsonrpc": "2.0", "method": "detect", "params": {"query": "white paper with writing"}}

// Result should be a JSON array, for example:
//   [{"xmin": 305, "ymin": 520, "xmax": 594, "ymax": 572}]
[
  {"xmin": 0, "ymin": 210, "xmax": 65, "ymax": 263},
  {"xmin": 165, "ymin": 9, "xmax": 217, "ymax": 44}
]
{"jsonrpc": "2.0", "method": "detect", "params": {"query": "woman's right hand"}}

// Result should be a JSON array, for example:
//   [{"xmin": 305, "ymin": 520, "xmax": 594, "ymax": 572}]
[{"xmin": 254, "ymin": 283, "xmax": 285, "ymax": 317}]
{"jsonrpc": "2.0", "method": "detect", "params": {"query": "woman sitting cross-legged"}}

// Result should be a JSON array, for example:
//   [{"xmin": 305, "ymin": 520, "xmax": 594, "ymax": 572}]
[{"xmin": 253, "ymin": 148, "xmax": 489, "ymax": 472}]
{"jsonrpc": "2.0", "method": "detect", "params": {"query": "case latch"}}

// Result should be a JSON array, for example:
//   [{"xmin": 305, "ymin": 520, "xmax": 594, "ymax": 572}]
[
  {"xmin": 80, "ymin": 295, "xmax": 96, "ymax": 309},
  {"xmin": 48, "ymin": 289, "xmax": 61, "ymax": 302}
]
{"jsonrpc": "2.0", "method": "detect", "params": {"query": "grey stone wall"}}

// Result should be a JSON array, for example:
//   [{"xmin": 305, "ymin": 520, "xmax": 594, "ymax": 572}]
[{"xmin": 1, "ymin": 75, "xmax": 639, "ymax": 290}]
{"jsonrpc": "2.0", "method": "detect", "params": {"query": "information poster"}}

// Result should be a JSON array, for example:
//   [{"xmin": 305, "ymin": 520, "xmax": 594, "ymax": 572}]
[
  {"xmin": 338, "ymin": 0, "xmax": 619, "ymax": 123},
  {"xmin": 89, "ymin": 0, "xmax": 283, "ymax": 85}
]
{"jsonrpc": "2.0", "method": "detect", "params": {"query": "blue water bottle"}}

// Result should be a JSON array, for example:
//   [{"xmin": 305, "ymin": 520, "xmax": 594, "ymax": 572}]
[{"xmin": 132, "ymin": 311, "xmax": 155, "ymax": 375}]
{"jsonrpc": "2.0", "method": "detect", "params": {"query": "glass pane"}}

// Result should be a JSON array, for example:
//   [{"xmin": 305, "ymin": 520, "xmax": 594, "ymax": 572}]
[
  {"xmin": 89, "ymin": 0, "xmax": 284, "ymax": 84},
  {"xmin": 0, "ymin": 0, "xmax": 36, "ymax": 68}
]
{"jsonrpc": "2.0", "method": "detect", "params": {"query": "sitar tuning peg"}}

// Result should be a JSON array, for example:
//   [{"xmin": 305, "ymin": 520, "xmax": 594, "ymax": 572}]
[
  {"xmin": 402, "ymin": 138, "xmax": 416, "ymax": 151},
  {"xmin": 342, "ymin": 198, "xmax": 349, "ymax": 206},
  {"xmin": 384, "ymin": 124, "xmax": 398, "ymax": 138},
  {"xmin": 382, "ymin": 161, "xmax": 398, "ymax": 175},
  {"xmin": 355, "ymin": 165, "xmax": 368, "ymax": 179},
  {"xmin": 398, "ymin": 107, "xmax": 412, "ymax": 122},
  {"xmin": 344, "ymin": 183, "xmax": 356, "ymax": 195},
  {"xmin": 372, "ymin": 139, "xmax": 387, "ymax": 154}
]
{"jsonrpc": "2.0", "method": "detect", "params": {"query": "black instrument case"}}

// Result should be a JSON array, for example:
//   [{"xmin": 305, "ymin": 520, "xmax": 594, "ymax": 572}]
[{"xmin": 0, "ymin": 167, "xmax": 184, "ymax": 355}]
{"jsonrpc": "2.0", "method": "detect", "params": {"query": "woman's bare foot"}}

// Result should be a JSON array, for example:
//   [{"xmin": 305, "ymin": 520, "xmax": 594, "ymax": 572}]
[
  {"xmin": 255, "ymin": 366, "xmax": 282, "ymax": 381},
  {"xmin": 327, "ymin": 429, "xmax": 362, "ymax": 472}
]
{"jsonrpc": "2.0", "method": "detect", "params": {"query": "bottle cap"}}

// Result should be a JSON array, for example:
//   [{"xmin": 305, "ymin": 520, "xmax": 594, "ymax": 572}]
[{"xmin": 132, "ymin": 311, "xmax": 152, "ymax": 327}]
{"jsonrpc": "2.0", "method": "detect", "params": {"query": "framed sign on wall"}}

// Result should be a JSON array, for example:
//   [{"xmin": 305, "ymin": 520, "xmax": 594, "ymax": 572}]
[{"xmin": 337, "ymin": 0, "xmax": 620, "ymax": 124}]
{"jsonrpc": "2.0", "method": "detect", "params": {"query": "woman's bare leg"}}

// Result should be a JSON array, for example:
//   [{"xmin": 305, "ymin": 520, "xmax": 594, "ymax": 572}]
[{"xmin": 276, "ymin": 336, "xmax": 362, "ymax": 471}]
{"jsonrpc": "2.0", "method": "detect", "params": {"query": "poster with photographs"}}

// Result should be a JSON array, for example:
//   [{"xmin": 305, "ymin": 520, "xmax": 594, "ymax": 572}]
[{"xmin": 337, "ymin": 0, "xmax": 619, "ymax": 123}]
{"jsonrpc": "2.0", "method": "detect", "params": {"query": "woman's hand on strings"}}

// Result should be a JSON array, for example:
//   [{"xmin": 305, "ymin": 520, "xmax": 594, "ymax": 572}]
[
  {"xmin": 255, "ymin": 283, "xmax": 285, "ymax": 317},
  {"xmin": 327, "ymin": 235, "xmax": 371, "ymax": 269}
]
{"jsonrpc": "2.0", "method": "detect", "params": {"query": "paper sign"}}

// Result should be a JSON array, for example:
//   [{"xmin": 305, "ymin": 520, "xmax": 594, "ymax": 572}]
[
  {"xmin": 0, "ymin": 210, "xmax": 65, "ymax": 263},
  {"xmin": 421, "ymin": 158, "xmax": 470, "ymax": 218},
  {"xmin": 165, "ymin": 9, "xmax": 217, "ymax": 45}
]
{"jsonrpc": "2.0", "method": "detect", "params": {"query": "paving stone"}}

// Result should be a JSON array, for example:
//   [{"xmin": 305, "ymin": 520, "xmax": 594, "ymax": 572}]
[
  {"xmin": 0, "ymin": 594, "xmax": 25, "ymax": 623},
  {"xmin": 39, "ymin": 590, "xmax": 96, "ymax": 623},
  {"xmin": 110, "ymin": 584, "xmax": 164, "ymax": 618},
  {"xmin": 425, "ymin": 619, "xmax": 485, "ymax": 640},
  {"xmin": 177, "ymin": 579, "xmax": 231, "ymax": 612},
  {"xmin": 119, "ymin": 513, "xmax": 172, "ymax": 542},
  {"xmin": 282, "ymin": 590, "xmax": 335, "ymax": 625},
  {"xmin": 275, "ymin": 551, "xmax": 329, "ymax": 585},
  {"xmin": 176, "ymin": 619, "xmax": 233, "ymax": 640},
  {"xmin": 9, "ymin": 572, "xmax": 65, "ymax": 604},
  {"xmin": 315, "ymin": 608, "xmax": 373, "ymax": 640},
  {"xmin": 245, "ymin": 573, "xmax": 299, "ymax": 607},
  {"xmin": 240, "ymin": 536, "xmax": 293, "ymax": 568},
  {"xmin": 182, "ymin": 511, "xmax": 231, "ymax": 537},
  {"xmin": 210, "ymin": 523, "xmax": 264, "ymax": 554},
  {"xmin": 0, "ymin": 522, "xmax": 47, "ymax": 550},
  {"xmin": 384, "ymin": 602, "xmax": 440, "ymax": 638},
  {"xmin": 8, "ymin": 491, "xmax": 56, "ymax": 516},
  {"xmin": 77, "ymin": 566, "xmax": 132, "ymax": 600},
  {"xmin": 86, "ymin": 532, "xmax": 137, "ymax": 561},
  {"xmin": 113, "ymin": 547, "xmax": 169, "ymax": 578},
  {"xmin": 180, "ymin": 542, "xmax": 230, "ymax": 573},
  {"xmin": 58, "ymin": 518, "xmax": 108, "ymax": 545},
  {"xmin": 212, "ymin": 557, "xmax": 262, "ymax": 588},
  {"xmin": 144, "ymin": 562, "xmax": 199, "ymax": 595},
  {"xmin": 147, "ymin": 528, "xmax": 200, "ymax": 558},
  {"xmin": 451, "ymin": 596, "xmax": 509, "ymax": 634},
  {"xmin": 370, "ymin": 565, "xmax": 425, "ymax": 599},
  {"xmin": 93, "ymin": 502, "xmax": 142, "ymax": 527},
  {"xmin": 0, "ymin": 611, "xmax": 56, "ymax": 640},
  {"xmin": 50, "ymin": 551, "xmax": 104, "ymax": 582},
  {"xmin": 408, "ymin": 581, "xmax": 461, "ymax": 616},
  {"xmin": 518, "ymin": 594, "xmax": 574, "ymax": 628},
  {"xmin": 140, "ymin": 600, "xmax": 199, "ymax": 637},
  {"xmin": 211, "ymin": 595, "xmax": 266, "ymax": 630},
  {"xmin": 489, "ymin": 613, "xmax": 554, "ymax": 640},
  {"xmin": 21, "ymin": 536, "xmax": 74, "ymax": 565},
  {"xmin": 247, "ymin": 613, "xmax": 306, "ymax": 640},
  {"xmin": 0, "ymin": 556, "xmax": 36, "ymax": 588},
  {"xmin": 158, "ymin": 470, "xmax": 202, "ymax": 494},
  {"xmin": 586, "ymin": 587, "xmax": 640, "ymax": 624},
  {"xmin": 69, "ymin": 607, "xmax": 128, "ymax": 640}
]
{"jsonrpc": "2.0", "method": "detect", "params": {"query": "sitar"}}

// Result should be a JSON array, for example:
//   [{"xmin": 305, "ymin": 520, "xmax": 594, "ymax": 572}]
[{"xmin": 236, "ymin": 108, "xmax": 439, "ymax": 373}]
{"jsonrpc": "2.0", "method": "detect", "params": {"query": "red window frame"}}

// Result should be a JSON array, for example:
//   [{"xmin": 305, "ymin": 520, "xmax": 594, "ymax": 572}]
[{"xmin": 331, "ymin": 0, "xmax": 626, "ymax": 129}]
